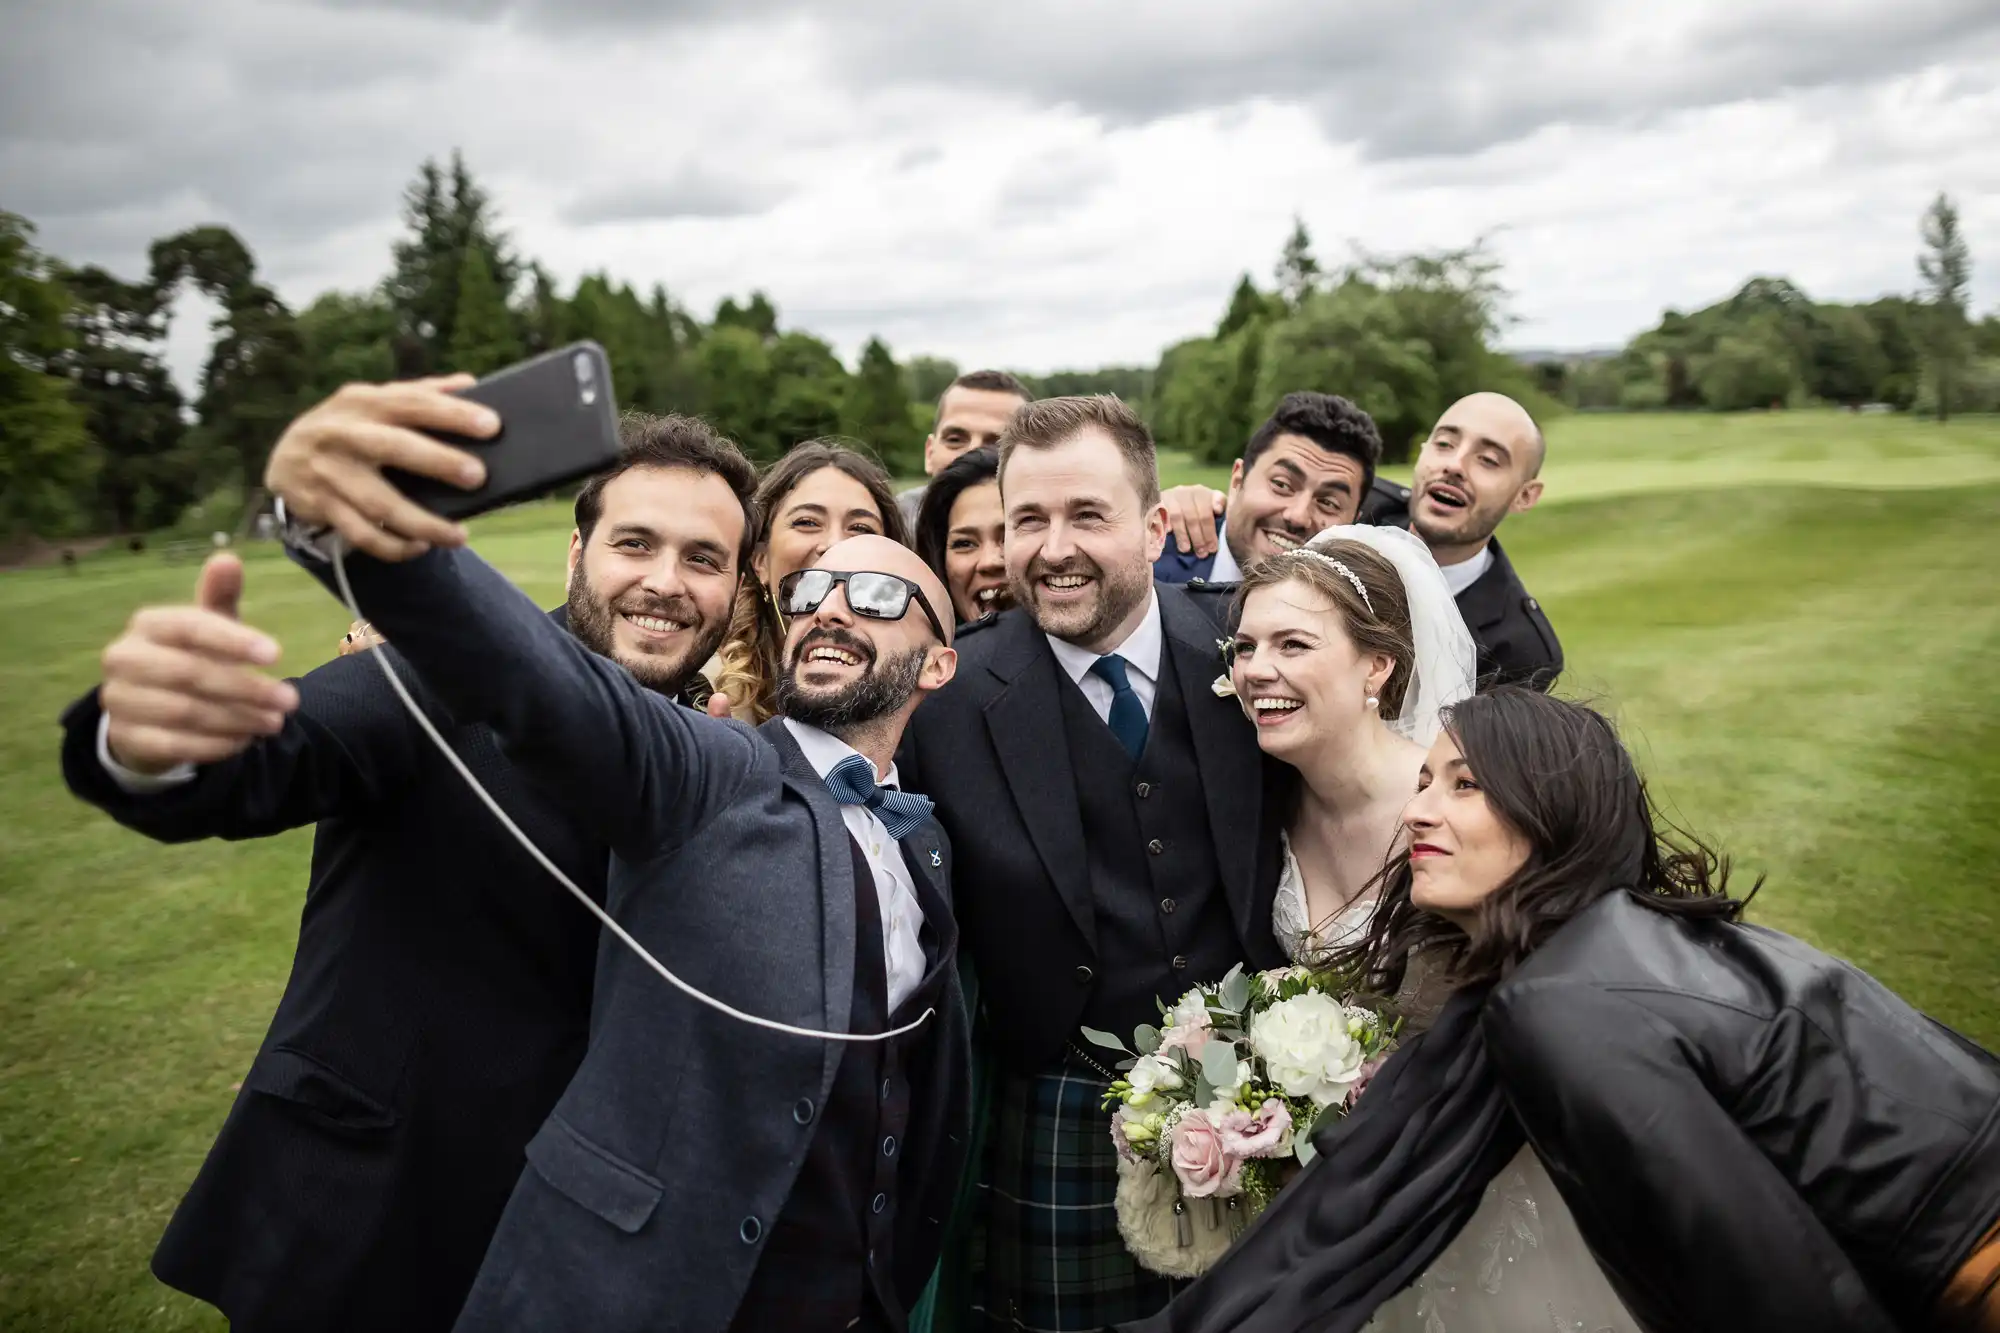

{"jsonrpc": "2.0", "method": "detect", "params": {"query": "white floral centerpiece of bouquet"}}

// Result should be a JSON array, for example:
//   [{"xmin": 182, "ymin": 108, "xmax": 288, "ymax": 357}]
[{"xmin": 1085, "ymin": 963, "xmax": 1399, "ymax": 1279}]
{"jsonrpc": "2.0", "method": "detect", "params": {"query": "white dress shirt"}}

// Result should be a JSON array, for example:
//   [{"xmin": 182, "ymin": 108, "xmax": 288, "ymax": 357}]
[
  {"xmin": 1437, "ymin": 543, "xmax": 1494, "ymax": 598},
  {"xmin": 1205, "ymin": 537, "xmax": 1244, "ymax": 585},
  {"xmin": 97, "ymin": 711, "xmax": 196, "ymax": 794},
  {"xmin": 1045, "ymin": 589, "xmax": 1164, "ymax": 724},
  {"xmin": 783, "ymin": 719, "xmax": 929, "ymax": 1013}
]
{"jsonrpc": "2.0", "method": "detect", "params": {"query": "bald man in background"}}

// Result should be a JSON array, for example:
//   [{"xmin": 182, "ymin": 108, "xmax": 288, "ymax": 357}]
[{"xmin": 1364, "ymin": 391, "xmax": 1562, "ymax": 689}]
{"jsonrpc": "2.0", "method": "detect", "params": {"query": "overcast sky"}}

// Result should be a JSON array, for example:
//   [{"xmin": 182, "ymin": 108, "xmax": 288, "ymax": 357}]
[{"xmin": 6, "ymin": 0, "xmax": 1999, "ymax": 392}]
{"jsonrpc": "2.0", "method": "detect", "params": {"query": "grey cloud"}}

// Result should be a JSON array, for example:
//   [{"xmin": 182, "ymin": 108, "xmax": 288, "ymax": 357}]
[
  {"xmin": 297, "ymin": 0, "xmax": 2000, "ymax": 158},
  {"xmin": 561, "ymin": 168, "xmax": 789, "ymax": 224},
  {"xmin": 993, "ymin": 150, "xmax": 1107, "ymax": 225}
]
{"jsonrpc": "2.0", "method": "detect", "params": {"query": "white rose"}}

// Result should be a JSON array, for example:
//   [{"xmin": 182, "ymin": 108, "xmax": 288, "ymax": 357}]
[
  {"xmin": 1249, "ymin": 992, "xmax": 1368, "ymax": 1106},
  {"xmin": 1167, "ymin": 991, "xmax": 1212, "ymax": 1031},
  {"xmin": 1126, "ymin": 1054, "xmax": 1185, "ymax": 1105}
]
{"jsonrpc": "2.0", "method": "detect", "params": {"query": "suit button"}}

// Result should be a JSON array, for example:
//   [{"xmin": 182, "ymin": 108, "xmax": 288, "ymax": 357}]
[
  {"xmin": 1148, "ymin": 839, "xmax": 1163, "ymax": 855},
  {"xmin": 1074, "ymin": 964, "xmax": 1094, "ymax": 984},
  {"xmin": 1136, "ymin": 782, "xmax": 1151, "ymax": 798},
  {"xmin": 740, "ymin": 1216, "xmax": 762, "ymax": 1244},
  {"xmin": 871, "ymin": 1192, "xmax": 888, "ymax": 1214},
  {"xmin": 881, "ymin": 1078, "xmax": 892, "ymax": 1101},
  {"xmin": 883, "ymin": 1135, "xmax": 897, "ymax": 1157},
  {"xmin": 1160, "ymin": 898, "xmax": 1176, "ymax": 914},
  {"xmin": 1527, "ymin": 598, "xmax": 1540, "ymax": 611},
  {"xmin": 1172, "ymin": 955, "xmax": 1188, "ymax": 970},
  {"xmin": 793, "ymin": 1097, "xmax": 815, "ymax": 1125}
]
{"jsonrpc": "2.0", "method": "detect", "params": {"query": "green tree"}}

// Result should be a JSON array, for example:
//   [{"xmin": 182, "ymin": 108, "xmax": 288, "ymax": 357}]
[
  {"xmin": 715, "ymin": 292, "xmax": 779, "ymax": 341},
  {"xmin": 298, "ymin": 290, "xmax": 397, "ymax": 400},
  {"xmin": 1917, "ymin": 192, "xmax": 1972, "ymax": 421},
  {"xmin": 1803, "ymin": 305, "xmax": 1888, "ymax": 406},
  {"xmin": 447, "ymin": 246, "xmax": 524, "ymax": 376},
  {"xmin": 0, "ymin": 212, "xmax": 96, "ymax": 544},
  {"xmin": 844, "ymin": 337, "xmax": 920, "ymax": 474},
  {"xmin": 696, "ymin": 325, "xmax": 776, "ymax": 459},
  {"xmin": 904, "ymin": 355, "xmax": 959, "ymax": 406},
  {"xmin": 151, "ymin": 225, "xmax": 307, "ymax": 499},
  {"xmin": 55, "ymin": 262, "xmax": 191, "ymax": 531},
  {"xmin": 1274, "ymin": 216, "xmax": 1321, "ymax": 310},
  {"xmin": 385, "ymin": 151, "xmax": 520, "ymax": 375},
  {"xmin": 1217, "ymin": 274, "xmax": 1278, "ymax": 338},
  {"xmin": 768, "ymin": 331, "xmax": 850, "ymax": 447},
  {"xmin": 1696, "ymin": 327, "xmax": 1797, "ymax": 409}
]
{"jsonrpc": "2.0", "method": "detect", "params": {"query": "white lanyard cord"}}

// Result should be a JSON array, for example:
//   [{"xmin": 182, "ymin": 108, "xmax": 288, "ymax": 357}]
[{"xmin": 331, "ymin": 541, "xmax": 932, "ymax": 1044}]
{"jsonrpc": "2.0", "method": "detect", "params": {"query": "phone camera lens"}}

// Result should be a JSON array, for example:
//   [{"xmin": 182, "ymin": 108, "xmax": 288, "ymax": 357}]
[{"xmin": 573, "ymin": 350, "xmax": 599, "ymax": 405}]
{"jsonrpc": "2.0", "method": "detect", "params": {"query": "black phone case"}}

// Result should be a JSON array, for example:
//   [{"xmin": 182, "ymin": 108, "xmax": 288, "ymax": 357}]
[{"xmin": 388, "ymin": 342, "xmax": 621, "ymax": 520}]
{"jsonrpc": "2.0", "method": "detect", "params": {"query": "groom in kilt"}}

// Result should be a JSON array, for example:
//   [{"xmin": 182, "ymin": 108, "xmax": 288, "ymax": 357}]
[{"xmin": 903, "ymin": 396, "xmax": 1285, "ymax": 1329}]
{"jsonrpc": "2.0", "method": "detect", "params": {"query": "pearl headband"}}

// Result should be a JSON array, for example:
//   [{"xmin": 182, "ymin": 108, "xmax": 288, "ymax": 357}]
[{"xmin": 1284, "ymin": 547, "xmax": 1373, "ymax": 613}]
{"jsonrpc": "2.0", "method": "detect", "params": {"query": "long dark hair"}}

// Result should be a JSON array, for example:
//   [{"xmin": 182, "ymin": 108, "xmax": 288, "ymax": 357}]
[
  {"xmin": 1330, "ymin": 687, "xmax": 1754, "ymax": 994},
  {"xmin": 913, "ymin": 445, "xmax": 1000, "ymax": 588},
  {"xmin": 713, "ymin": 439, "xmax": 908, "ymax": 722}
]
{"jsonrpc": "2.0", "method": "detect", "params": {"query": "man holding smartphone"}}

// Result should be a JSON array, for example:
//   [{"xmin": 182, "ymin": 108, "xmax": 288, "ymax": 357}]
[
  {"xmin": 58, "ymin": 388, "xmax": 754, "ymax": 1333},
  {"xmin": 257, "ymin": 392, "xmax": 973, "ymax": 1333}
]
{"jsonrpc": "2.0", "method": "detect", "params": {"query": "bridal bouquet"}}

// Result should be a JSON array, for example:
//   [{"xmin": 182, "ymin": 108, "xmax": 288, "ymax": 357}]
[{"xmin": 1086, "ymin": 963, "xmax": 1398, "ymax": 1278}]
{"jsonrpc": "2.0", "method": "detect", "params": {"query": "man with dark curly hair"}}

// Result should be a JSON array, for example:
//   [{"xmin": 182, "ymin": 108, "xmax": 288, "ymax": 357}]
[{"xmin": 1151, "ymin": 390, "xmax": 1381, "ymax": 584}]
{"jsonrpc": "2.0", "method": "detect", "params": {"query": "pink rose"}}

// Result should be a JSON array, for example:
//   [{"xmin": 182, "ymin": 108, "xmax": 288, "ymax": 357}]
[
  {"xmin": 1217, "ymin": 1099, "xmax": 1293, "ymax": 1158},
  {"xmin": 1155, "ymin": 1016, "xmax": 1211, "ymax": 1057},
  {"xmin": 1110, "ymin": 1106, "xmax": 1144, "ymax": 1164},
  {"xmin": 1345, "ymin": 1054, "xmax": 1389, "ymax": 1108},
  {"xmin": 1169, "ymin": 1109, "xmax": 1243, "ymax": 1198}
]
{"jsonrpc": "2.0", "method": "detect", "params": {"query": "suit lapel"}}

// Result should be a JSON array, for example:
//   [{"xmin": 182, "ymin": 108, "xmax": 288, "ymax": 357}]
[
  {"xmin": 759, "ymin": 719, "xmax": 856, "ymax": 1091},
  {"xmin": 980, "ymin": 616, "xmax": 1097, "ymax": 950},
  {"xmin": 1158, "ymin": 586, "xmax": 1264, "ymax": 943},
  {"xmin": 1454, "ymin": 539, "xmax": 1511, "ymax": 632}
]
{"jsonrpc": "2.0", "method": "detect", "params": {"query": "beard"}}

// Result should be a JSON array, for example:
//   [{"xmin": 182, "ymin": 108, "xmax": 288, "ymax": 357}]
[
  {"xmin": 1409, "ymin": 475, "xmax": 1508, "ymax": 549},
  {"xmin": 565, "ymin": 562, "xmax": 730, "ymax": 696},
  {"xmin": 777, "ymin": 627, "xmax": 930, "ymax": 732},
  {"xmin": 1011, "ymin": 548, "xmax": 1153, "ymax": 647}
]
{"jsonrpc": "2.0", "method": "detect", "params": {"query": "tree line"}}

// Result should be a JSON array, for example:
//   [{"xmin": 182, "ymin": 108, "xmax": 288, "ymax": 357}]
[{"xmin": 2, "ymin": 157, "xmax": 1991, "ymax": 552}]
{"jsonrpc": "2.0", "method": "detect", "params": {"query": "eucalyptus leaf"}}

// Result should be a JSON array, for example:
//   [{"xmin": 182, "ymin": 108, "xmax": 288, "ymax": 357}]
[
  {"xmin": 1194, "ymin": 1074, "xmax": 1216, "ymax": 1107},
  {"xmin": 1081, "ymin": 1026, "xmax": 1132, "ymax": 1055},
  {"xmin": 1117, "ymin": 1057, "xmax": 1138, "ymax": 1072},
  {"xmin": 1220, "ymin": 965, "xmax": 1251, "ymax": 1014},
  {"xmin": 1198, "ymin": 1036, "xmax": 1241, "ymax": 1090},
  {"xmin": 1134, "ymin": 1023, "xmax": 1162, "ymax": 1056},
  {"xmin": 1294, "ymin": 1136, "xmax": 1318, "ymax": 1167}
]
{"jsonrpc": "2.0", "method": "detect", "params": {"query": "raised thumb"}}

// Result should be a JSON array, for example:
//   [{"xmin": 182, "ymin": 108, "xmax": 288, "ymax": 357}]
[{"xmin": 197, "ymin": 552, "xmax": 245, "ymax": 620}]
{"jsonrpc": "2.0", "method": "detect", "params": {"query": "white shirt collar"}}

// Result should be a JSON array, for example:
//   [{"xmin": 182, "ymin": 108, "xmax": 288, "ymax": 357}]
[
  {"xmin": 1206, "ymin": 537, "xmax": 1244, "ymax": 585},
  {"xmin": 783, "ymin": 717, "xmax": 900, "ymax": 789},
  {"xmin": 1436, "ymin": 543, "xmax": 1494, "ymax": 599},
  {"xmin": 1046, "ymin": 588, "xmax": 1164, "ymax": 688}
]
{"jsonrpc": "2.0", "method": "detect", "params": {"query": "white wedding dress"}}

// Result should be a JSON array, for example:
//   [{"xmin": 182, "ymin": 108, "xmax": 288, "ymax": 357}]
[{"xmin": 1272, "ymin": 836, "xmax": 1642, "ymax": 1333}]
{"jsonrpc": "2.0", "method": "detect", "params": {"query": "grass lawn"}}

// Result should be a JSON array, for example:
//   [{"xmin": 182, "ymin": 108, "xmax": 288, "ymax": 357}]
[{"xmin": 2, "ymin": 409, "xmax": 1997, "ymax": 1328}]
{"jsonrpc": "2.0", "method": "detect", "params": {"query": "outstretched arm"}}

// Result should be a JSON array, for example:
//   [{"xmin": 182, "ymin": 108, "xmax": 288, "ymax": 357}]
[
  {"xmin": 266, "ymin": 375, "xmax": 759, "ymax": 857},
  {"xmin": 1484, "ymin": 980, "xmax": 1899, "ymax": 1333}
]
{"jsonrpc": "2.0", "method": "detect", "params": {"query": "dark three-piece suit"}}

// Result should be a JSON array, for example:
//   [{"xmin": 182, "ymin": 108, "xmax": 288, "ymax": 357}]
[
  {"xmin": 901, "ymin": 583, "xmax": 1286, "ymax": 1330},
  {"xmin": 294, "ymin": 539, "xmax": 972, "ymax": 1333}
]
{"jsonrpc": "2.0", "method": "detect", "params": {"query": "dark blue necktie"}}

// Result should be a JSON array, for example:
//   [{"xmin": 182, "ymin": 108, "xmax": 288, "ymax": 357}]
[
  {"xmin": 1090, "ymin": 654, "xmax": 1149, "ymax": 761},
  {"xmin": 824, "ymin": 753, "xmax": 935, "ymax": 840}
]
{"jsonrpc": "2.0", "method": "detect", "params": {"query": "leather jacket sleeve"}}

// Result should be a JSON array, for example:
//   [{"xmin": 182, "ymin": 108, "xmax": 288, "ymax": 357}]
[{"xmin": 1484, "ymin": 978, "xmax": 1902, "ymax": 1333}]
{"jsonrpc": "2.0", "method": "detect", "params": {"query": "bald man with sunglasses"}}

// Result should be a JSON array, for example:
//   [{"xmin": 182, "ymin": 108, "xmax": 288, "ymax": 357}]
[{"xmin": 253, "ymin": 388, "xmax": 973, "ymax": 1333}]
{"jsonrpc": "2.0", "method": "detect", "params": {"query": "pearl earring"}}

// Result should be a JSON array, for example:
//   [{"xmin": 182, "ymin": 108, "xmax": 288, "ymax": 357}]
[{"xmin": 1366, "ymin": 694, "xmax": 1379, "ymax": 709}]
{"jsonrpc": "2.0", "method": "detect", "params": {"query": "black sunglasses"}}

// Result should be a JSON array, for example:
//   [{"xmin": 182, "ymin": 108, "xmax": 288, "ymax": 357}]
[{"xmin": 778, "ymin": 568, "xmax": 950, "ymax": 644}]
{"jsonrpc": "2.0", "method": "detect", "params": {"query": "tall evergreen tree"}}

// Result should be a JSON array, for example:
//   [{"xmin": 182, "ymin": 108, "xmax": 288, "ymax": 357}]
[
  {"xmin": 447, "ymin": 246, "xmax": 524, "ymax": 376},
  {"xmin": 0, "ymin": 211, "xmax": 96, "ymax": 544},
  {"xmin": 1217, "ymin": 274, "xmax": 1275, "ymax": 338},
  {"xmin": 1917, "ymin": 192, "xmax": 1972, "ymax": 421},
  {"xmin": 844, "ymin": 337, "xmax": 919, "ymax": 474},
  {"xmin": 1274, "ymin": 217, "xmax": 1322, "ymax": 310},
  {"xmin": 385, "ymin": 151, "xmax": 519, "ymax": 375},
  {"xmin": 55, "ymin": 263, "xmax": 190, "ymax": 530},
  {"xmin": 152, "ymin": 225, "xmax": 306, "ymax": 500}
]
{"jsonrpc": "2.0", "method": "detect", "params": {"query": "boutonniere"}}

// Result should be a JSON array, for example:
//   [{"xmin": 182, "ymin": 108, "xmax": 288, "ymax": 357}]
[{"xmin": 1212, "ymin": 638, "xmax": 1237, "ymax": 698}]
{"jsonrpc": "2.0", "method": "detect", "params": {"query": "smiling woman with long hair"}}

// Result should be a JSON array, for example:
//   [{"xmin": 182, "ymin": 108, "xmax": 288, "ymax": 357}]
[{"xmin": 1131, "ymin": 688, "xmax": 2000, "ymax": 1333}]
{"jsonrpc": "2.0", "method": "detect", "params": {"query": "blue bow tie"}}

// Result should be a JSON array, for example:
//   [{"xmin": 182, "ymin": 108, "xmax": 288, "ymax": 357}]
[{"xmin": 823, "ymin": 753, "xmax": 935, "ymax": 841}]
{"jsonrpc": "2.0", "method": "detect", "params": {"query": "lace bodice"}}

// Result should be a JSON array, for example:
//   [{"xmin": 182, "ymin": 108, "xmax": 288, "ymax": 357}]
[{"xmin": 1272, "ymin": 831, "xmax": 1379, "ymax": 966}]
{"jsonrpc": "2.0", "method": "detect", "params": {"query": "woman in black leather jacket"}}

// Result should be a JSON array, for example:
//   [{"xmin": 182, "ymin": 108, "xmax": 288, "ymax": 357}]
[{"xmin": 1127, "ymin": 687, "xmax": 1999, "ymax": 1333}]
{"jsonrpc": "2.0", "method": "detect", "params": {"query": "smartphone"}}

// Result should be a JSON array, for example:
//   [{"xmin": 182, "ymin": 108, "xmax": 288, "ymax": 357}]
[{"xmin": 389, "ymin": 342, "xmax": 621, "ymax": 520}]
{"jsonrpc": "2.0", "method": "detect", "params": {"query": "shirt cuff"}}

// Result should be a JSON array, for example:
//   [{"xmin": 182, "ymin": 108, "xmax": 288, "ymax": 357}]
[
  {"xmin": 274, "ymin": 495, "xmax": 336, "ymax": 563},
  {"xmin": 96, "ymin": 711, "xmax": 197, "ymax": 794}
]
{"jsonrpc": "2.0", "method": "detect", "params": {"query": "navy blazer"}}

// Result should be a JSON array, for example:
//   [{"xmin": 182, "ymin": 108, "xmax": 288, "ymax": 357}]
[
  {"xmin": 58, "ymin": 613, "xmax": 604, "ymax": 1333},
  {"xmin": 294, "ymin": 542, "xmax": 971, "ymax": 1333},
  {"xmin": 1152, "ymin": 504, "xmax": 1225, "ymax": 584}
]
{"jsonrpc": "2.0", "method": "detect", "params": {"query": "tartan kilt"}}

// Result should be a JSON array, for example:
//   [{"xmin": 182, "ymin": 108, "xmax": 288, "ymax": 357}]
[{"xmin": 971, "ymin": 1048, "xmax": 1184, "ymax": 1331}]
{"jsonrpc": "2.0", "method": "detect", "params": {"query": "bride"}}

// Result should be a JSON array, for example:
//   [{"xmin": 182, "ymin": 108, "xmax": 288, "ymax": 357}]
[{"xmin": 1222, "ymin": 527, "xmax": 1637, "ymax": 1333}]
